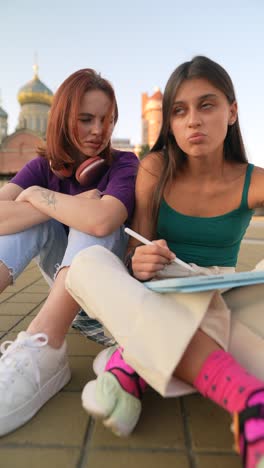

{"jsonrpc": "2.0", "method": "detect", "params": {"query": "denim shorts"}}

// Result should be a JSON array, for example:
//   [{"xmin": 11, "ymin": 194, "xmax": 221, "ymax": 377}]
[
  {"xmin": 0, "ymin": 220, "xmax": 127, "ymax": 345},
  {"xmin": 0, "ymin": 220, "xmax": 127, "ymax": 282}
]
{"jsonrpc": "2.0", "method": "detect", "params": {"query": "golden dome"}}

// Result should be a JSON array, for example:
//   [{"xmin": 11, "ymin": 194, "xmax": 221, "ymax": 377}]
[{"xmin": 18, "ymin": 65, "xmax": 53, "ymax": 106}]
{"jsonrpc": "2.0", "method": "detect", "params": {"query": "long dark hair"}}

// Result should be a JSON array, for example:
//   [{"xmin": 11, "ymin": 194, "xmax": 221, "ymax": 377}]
[
  {"xmin": 150, "ymin": 55, "xmax": 248, "ymax": 228},
  {"xmin": 38, "ymin": 69, "xmax": 118, "ymax": 171}
]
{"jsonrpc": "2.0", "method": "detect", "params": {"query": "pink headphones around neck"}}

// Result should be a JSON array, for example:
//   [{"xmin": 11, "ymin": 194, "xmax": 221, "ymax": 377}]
[{"xmin": 50, "ymin": 156, "xmax": 107, "ymax": 186}]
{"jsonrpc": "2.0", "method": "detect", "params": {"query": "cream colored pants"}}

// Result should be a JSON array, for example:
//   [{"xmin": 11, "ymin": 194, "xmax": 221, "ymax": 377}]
[{"xmin": 66, "ymin": 246, "xmax": 264, "ymax": 397}]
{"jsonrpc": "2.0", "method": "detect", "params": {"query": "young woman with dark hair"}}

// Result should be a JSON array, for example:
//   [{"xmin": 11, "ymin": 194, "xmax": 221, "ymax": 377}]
[
  {"xmin": 67, "ymin": 57, "xmax": 264, "ymax": 468},
  {"xmin": 0, "ymin": 68, "xmax": 138, "ymax": 436}
]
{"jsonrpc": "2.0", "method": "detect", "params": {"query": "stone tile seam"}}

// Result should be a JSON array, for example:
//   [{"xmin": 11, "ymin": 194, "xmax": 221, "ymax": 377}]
[
  {"xmin": 77, "ymin": 417, "xmax": 95, "ymax": 468},
  {"xmin": 179, "ymin": 398, "xmax": 197, "ymax": 468},
  {"xmin": 0, "ymin": 299, "xmax": 47, "ymax": 340},
  {"xmin": 0, "ymin": 276, "xmax": 46, "ymax": 303},
  {"xmin": 0, "ymin": 443, "xmax": 83, "ymax": 449},
  {"xmin": 88, "ymin": 447, "xmax": 193, "ymax": 453},
  {"xmin": 0, "ymin": 445, "xmax": 236, "ymax": 454}
]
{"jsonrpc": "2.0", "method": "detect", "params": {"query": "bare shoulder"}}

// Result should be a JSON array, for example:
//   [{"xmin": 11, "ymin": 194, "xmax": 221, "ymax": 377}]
[
  {"xmin": 251, "ymin": 165, "xmax": 264, "ymax": 178},
  {"xmin": 133, "ymin": 153, "xmax": 163, "ymax": 239},
  {"xmin": 249, "ymin": 165, "xmax": 264, "ymax": 189},
  {"xmin": 135, "ymin": 152, "xmax": 163, "ymax": 205},
  {"xmin": 227, "ymin": 163, "xmax": 263, "ymax": 185},
  {"xmin": 248, "ymin": 165, "xmax": 264, "ymax": 208},
  {"xmin": 139, "ymin": 151, "xmax": 164, "ymax": 178}
]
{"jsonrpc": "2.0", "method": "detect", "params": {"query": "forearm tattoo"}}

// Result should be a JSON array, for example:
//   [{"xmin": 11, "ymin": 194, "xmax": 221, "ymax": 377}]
[{"xmin": 34, "ymin": 188, "xmax": 57, "ymax": 210}]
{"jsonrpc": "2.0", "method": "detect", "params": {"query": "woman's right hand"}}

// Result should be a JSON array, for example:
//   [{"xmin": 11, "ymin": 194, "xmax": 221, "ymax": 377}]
[{"xmin": 131, "ymin": 239, "xmax": 176, "ymax": 281}]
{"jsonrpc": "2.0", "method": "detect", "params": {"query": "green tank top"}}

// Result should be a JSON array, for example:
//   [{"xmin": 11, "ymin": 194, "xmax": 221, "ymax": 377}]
[{"xmin": 157, "ymin": 163, "xmax": 254, "ymax": 267}]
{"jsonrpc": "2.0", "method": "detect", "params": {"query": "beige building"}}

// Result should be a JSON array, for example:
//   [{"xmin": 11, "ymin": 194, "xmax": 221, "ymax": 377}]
[
  {"xmin": 112, "ymin": 138, "xmax": 135, "ymax": 153},
  {"xmin": 0, "ymin": 103, "xmax": 8, "ymax": 145}
]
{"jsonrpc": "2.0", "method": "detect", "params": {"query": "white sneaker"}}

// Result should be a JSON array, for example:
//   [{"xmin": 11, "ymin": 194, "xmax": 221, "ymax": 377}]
[{"xmin": 0, "ymin": 332, "xmax": 71, "ymax": 437}]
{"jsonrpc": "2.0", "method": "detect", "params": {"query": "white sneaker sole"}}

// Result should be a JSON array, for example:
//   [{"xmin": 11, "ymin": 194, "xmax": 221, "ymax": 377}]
[
  {"xmin": 0, "ymin": 363, "xmax": 71, "ymax": 437},
  {"xmin": 82, "ymin": 372, "xmax": 141, "ymax": 437}
]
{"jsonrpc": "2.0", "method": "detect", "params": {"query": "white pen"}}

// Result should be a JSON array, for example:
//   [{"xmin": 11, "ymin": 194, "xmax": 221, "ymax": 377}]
[{"xmin": 124, "ymin": 227, "xmax": 195, "ymax": 272}]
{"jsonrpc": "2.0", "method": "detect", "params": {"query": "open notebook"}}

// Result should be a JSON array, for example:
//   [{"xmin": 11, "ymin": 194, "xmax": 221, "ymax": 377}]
[{"xmin": 144, "ymin": 270, "xmax": 264, "ymax": 293}]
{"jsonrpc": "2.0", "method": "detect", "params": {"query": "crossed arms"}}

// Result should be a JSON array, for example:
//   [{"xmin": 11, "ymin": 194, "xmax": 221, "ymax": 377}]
[{"xmin": 0, "ymin": 183, "xmax": 127, "ymax": 237}]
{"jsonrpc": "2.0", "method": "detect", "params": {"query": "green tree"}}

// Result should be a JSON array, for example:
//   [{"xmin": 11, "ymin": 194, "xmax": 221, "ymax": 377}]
[{"xmin": 138, "ymin": 144, "xmax": 150, "ymax": 160}]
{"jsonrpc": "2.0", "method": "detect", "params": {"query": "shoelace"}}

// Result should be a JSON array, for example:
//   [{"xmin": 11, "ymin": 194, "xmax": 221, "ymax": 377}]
[{"xmin": 0, "ymin": 333, "xmax": 48, "ymax": 390}]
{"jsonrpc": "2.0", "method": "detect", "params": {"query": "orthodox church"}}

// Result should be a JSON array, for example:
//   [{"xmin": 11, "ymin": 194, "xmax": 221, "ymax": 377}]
[{"xmin": 0, "ymin": 64, "xmax": 53, "ymax": 175}]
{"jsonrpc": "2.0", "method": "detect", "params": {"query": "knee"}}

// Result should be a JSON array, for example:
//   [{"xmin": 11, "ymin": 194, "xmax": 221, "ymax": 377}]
[
  {"xmin": 0, "ymin": 261, "xmax": 13, "ymax": 288},
  {"xmin": 65, "ymin": 245, "xmax": 111, "ymax": 289},
  {"xmin": 72, "ymin": 245, "xmax": 108, "ymax": 272}
]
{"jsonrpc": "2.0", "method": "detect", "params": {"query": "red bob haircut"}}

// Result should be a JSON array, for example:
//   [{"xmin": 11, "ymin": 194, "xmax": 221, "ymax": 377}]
[{"xmin": 38, "ymin": 69, "xmax": 118, "ymax": 170}]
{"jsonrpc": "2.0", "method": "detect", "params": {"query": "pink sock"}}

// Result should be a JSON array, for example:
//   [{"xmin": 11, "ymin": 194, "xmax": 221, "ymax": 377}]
[
  {"xmin": 193, "ymin": 350, "xmax": 264, "ymax": 413},
  {"xmin": 105, "ymin": 347, "xmax": 147, "ymax": 399},
  {"xmin": 194, "ymin": 350, "xmax": 264, "ymax": 468}
]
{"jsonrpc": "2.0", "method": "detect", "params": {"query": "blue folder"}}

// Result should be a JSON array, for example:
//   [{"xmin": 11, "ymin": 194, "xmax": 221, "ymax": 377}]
[{"xmin": 144, "ymin": 270, "xmax": 264, "ymax": 293}]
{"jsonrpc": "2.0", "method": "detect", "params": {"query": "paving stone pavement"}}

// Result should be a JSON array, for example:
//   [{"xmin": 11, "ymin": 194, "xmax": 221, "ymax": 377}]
[{"xmin": 0, "ymin": 219, "xmax": 264, "ymax": 468}]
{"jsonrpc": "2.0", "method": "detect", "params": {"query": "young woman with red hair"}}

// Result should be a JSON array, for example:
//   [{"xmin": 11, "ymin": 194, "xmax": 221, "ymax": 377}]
[{"xmin": 0, "ymin": 69, "xmax": 138, "ymax": 436}]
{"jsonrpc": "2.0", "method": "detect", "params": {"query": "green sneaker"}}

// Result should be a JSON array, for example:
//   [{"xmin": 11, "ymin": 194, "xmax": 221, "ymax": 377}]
[{"xmin": 82, "ymin": 347, "xmax": 146, "ymax": 436}]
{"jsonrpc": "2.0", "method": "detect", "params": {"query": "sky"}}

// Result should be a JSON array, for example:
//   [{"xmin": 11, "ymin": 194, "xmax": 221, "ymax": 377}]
[{"xmin": 1, "ymin": 0, "xmax": 264, "ymax": 166}]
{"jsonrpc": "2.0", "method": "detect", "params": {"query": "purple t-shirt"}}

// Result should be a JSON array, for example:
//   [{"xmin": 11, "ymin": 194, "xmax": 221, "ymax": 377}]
[{"xmin": 11, "ymin": 150, "xmax": 139, "ymax": 222}]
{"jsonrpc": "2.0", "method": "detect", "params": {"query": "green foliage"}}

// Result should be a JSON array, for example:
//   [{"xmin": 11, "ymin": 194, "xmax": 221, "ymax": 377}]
[{"xmin": 138, "ymin": 144, "xmax": 150, "ymax": 160}]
